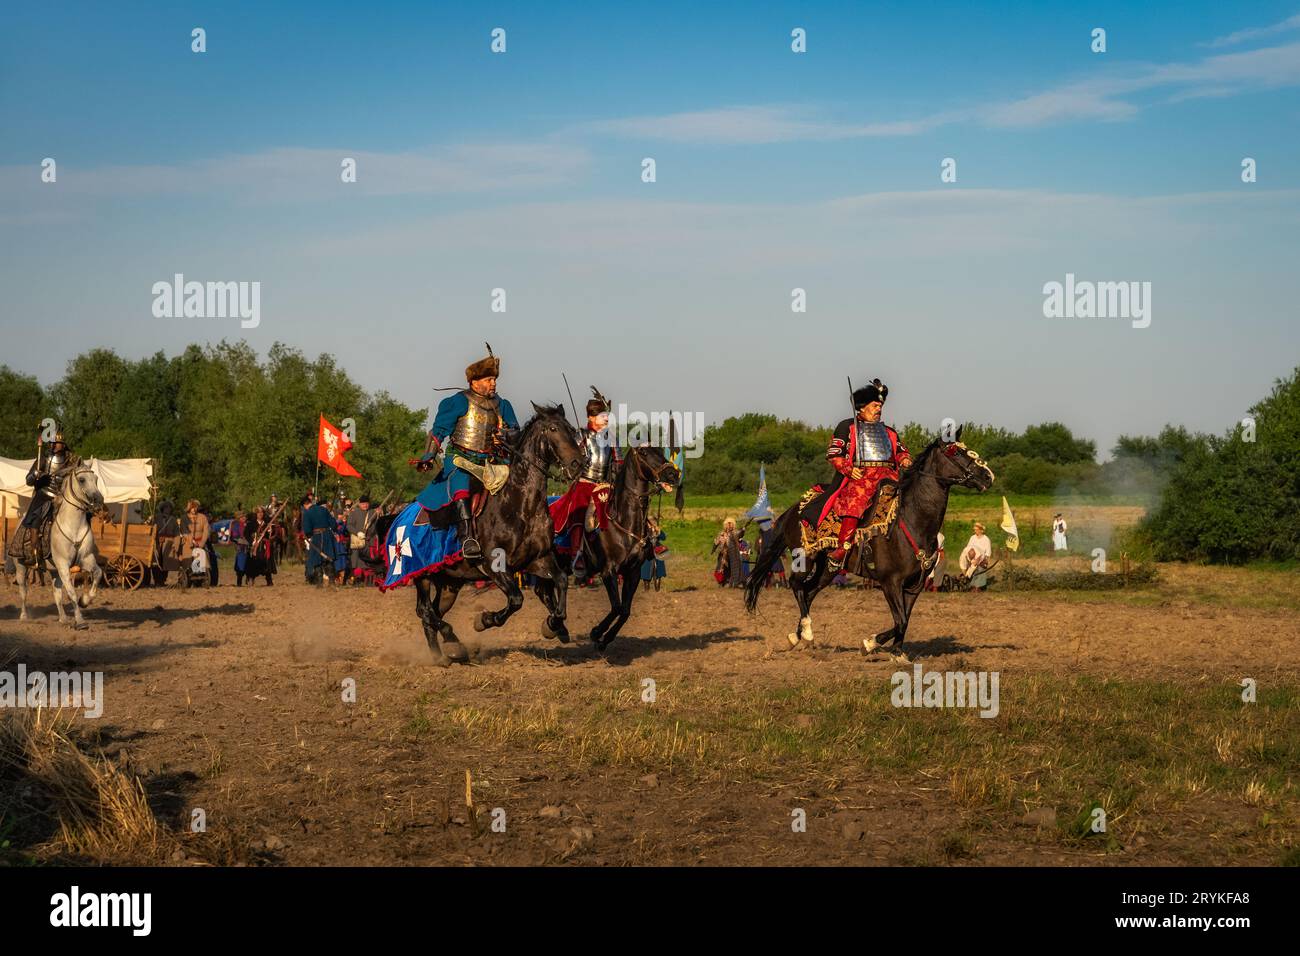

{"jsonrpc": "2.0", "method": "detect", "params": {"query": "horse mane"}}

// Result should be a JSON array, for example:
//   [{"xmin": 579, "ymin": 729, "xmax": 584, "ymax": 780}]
[
  {"xmin": 897, "ymin": 437, "xmax": 943, "ymax": 494},
  {"xmin": 513, "ymin": 403, "xmax": 569, "ymax": 448}
]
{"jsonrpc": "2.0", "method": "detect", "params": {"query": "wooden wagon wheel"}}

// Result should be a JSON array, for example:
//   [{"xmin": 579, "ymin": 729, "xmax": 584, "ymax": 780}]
[{"xmin": 106, "ymin": 554, "xmax": 147, "ymax": 590}]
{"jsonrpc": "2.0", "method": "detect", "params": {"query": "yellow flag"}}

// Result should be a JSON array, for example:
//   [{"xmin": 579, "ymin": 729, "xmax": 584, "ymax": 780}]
[{"xmin": 1000, "ymin": 496, "xmax": 1019, "ymax": 551}]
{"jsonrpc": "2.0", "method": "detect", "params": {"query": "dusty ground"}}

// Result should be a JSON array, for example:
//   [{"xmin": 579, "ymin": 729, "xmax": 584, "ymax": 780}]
[{"xmin": 1, "ymin": 563, "xmax": 1296, "ymax": 866}]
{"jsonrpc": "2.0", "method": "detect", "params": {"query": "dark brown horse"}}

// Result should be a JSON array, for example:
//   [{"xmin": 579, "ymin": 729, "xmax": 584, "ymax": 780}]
[
  {"xmin": 365, "ymin": 404, "xmax": 584, "ymax": 665},
  {"xmin": 745, "ymin": 428, "xmax": 994, "ymax": 660},
  {"xmin": 578, "ymin": 445, "xmax": 679, "ymax": 650}
]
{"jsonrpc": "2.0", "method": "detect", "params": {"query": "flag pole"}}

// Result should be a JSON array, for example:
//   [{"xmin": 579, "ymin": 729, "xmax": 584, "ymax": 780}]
[{"xmin": 313, "ymin": 412, "xmax": 322, "ymax": 498}]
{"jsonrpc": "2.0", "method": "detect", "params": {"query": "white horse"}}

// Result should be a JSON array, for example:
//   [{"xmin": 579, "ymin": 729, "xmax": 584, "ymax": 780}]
[{"xmin": 15, "ymin": 463, "xmax": 105, "ymax": 628}]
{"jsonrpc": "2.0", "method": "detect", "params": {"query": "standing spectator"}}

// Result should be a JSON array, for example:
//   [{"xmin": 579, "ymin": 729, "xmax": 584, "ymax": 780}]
[
  {"xmin": 959, "ymin": 522, "xmax": 992, "ymax": 592},
  {"xmin": 153, "ymin": 499, "xmax": 182, "ymax": 584},
  {"xmin": 1052, "ymin": 513, "xmax": 1069, "ymax": 553},
  {"xmin": 200, "ymin": 503, "xmax": 220, "ymax": 585},
  {"xmin": 346, "ymin": 495, "xmax": 375, "ymax": 584},
  {"xmin": 241, "ymin": 505, "xmax": 276, "ymax": 586},
  {"xmin": 713, "ymin": 518, "xmax": 744, "ymax": 588},
  {"xmin": 640, "ymin": 518, "xmax": 668, "ymax": 592},
  {"xmin": 300, "ymin": 493, "xmax": 335, "ymax": 586},
  {"xmin": 333, "ymin": 499, "xmax": 352, "ymax": 584},
  {"xmin": 184, "ymin": 499, "xmax": 211, "ymax": 580}
]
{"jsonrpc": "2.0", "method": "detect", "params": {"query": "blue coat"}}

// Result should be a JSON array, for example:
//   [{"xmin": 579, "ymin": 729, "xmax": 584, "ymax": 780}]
[{"xmin": 415, "ymin": 391, "xmax": 519, "ymax": 512}]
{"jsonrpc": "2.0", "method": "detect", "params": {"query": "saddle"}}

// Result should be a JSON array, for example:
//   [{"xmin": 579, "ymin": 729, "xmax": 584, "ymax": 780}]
[
  {"xmin": 798, "ymin": 479, "xmax": 901, "ymax": 556},
  {"xmin": 412, "ymin": 489, "xmax": 489, "ymax": 529},
  {"xmin": 5, "ymin": 514, "xmax": 54, "ymax": 568}
]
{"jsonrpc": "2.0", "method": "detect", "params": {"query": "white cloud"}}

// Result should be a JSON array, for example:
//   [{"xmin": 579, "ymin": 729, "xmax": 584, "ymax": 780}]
[
  {"xmin": 588, "ymin": 40, "xmax": 1300, "ymax": 142},
  {"xmin": 0, "ymin": 140, "xmax": 591, "ymax": 207},
  {"xmin": 1203, "ymin": 12, "xmax": 1300, "ymax": 48}
]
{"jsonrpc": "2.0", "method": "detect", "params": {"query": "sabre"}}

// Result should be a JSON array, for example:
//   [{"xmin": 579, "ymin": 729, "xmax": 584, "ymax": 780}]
[
  {"xmin": 847, "ymin": 376, "xmax": 856, "ymax": 417},
  {"xmin": 562, "ymin": 373, "xmax": 581, "ymax": 429}
]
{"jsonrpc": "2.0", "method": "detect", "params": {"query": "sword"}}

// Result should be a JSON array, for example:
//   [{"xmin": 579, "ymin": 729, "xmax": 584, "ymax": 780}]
[{"xmin": 562, "ymin": 373, "xmax": 581, "ymax": 429}]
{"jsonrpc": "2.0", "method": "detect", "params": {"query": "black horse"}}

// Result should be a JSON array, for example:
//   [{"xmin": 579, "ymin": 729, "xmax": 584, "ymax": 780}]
[
  {"xmin": 365, "ymin": 403, "xmax": 585, "ymax": 665},
  {"xmin": 578, "ymin": 445, "xmax": 679, "ymax": 650},
  {"xmin": 745, "ymin": 428, "xmax": 994, "ymax": 659}
]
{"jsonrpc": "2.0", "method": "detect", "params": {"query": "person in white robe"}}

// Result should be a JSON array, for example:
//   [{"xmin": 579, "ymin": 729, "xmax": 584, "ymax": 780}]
[
  {"xmin": 959, "ymin": 523, "xmax": 992, "ymax": 590},
  {"xmin": 1052, "ymin": 513, "xmax": 1068, "ymax": 552}
]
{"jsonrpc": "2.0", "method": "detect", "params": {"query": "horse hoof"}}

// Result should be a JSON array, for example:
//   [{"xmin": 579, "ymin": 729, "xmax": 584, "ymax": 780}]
[
  {"xmin": 862, "ymin": 636, "xmax": 880, "ymax": 655},
  {"xmin": 890, "ymin": 649, "xmax": 910, "ymax": 664},
  {"xmin": 442, "ymin": 641, "xmax": 469, "ymax": 664},
  {"xmin": 429, "ymin": 652, "xmax": 451, "ymax": 668},
  {"xmin": 73, "ymin": 621, "xmax": 89, "ymax": 631},
  {"xmin": 473, "ymin": 615, "xmax": 489, "ymax": 633}
]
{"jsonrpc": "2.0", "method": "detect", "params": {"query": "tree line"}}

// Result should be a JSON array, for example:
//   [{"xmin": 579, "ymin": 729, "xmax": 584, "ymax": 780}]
[{"xmin": 0, "ymin": 343, "xmax": 426, "ymax": 512}]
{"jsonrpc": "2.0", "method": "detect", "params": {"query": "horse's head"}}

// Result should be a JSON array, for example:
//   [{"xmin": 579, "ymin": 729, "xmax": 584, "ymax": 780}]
[
  {"xmin": 625, "ymin": 446, "xmax": 680, "ymax": 492},
  {"xmin": 525, "ymin": 402, "xmax": 585, "ymax": 480},
  {"xmin": 63, "ymin": 464, "xmax": 104, "ymax": 512},
  {"xmin": 928, "ymin": 425, "xmax": 996, "ymax": 491}
]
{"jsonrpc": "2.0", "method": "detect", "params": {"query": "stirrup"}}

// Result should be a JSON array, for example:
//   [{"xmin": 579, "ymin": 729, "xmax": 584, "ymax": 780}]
[
  {"xmin": 827, "ymin": 547, "xmax": 847, "ymax": 572},
  {"xmin": 460, "ymin": 535, "xmax": 483, "ymax": 560}
]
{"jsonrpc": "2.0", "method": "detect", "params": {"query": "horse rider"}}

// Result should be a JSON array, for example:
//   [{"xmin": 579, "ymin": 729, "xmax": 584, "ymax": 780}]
[
  {"xmin": 550, "ymin": 387, "xmax": 620, "ymax": 573},
  {"xmin": 415, "ymin": 344, "xmax": 519, "ymax": 561},
  {"xmin": 820, "ymin": 379, "xmax": 912, "ymax": 571},
  {"xmin": 11, "ymin": 431, "xmax": 74, "ymax": 565}
]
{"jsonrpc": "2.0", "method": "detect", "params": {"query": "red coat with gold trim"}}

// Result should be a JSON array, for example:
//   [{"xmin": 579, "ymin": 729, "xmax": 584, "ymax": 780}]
[{"xmin": 817, "ymin": 417, "xmax": 911, "ymax": 525}]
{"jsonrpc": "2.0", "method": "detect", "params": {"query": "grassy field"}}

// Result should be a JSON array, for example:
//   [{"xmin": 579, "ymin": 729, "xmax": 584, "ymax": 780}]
[{"xmin": 424, "ymin": 673, "xmax": 1299, "ymax": 864}]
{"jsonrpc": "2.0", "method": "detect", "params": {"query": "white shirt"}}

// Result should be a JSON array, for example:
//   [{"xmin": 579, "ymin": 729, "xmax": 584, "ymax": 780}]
[{"xmin": 960, "ymin": 533, "xmax": 992, "ymax": 571}]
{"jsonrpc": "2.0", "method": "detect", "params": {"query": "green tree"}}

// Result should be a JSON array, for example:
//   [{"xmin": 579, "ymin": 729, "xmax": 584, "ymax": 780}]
[{"xmin": 0, "ymin": 365, "xmax": 49, "ymax": 455}]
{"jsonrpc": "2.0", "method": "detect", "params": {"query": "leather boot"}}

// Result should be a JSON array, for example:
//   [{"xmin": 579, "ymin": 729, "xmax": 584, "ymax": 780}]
[{"xmin": 456, "ymin": 498, "xmax": 482, "ymax": 560}]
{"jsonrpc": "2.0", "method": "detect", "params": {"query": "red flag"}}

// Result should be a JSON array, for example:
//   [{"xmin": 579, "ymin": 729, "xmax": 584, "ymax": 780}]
[{"xmin": 317, "ymin": 415, "xmax": 362, "ymax": 478}]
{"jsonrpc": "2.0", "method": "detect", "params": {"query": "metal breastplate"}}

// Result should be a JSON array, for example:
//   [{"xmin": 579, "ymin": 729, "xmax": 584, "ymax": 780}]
[
  {"xmin": 854, "ymin": 421, "xmax": 893, "ymax": 465},
  {"xmin": 450, "ymin": 392, "xmax": 501, "ymax": 453},
  {"xmin": 581, "ymin": 430, "xmax": 612, "ymax": 482}
]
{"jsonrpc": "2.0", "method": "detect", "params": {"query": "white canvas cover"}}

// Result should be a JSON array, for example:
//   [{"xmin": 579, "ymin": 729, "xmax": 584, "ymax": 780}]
[{"xmin": 0, "ymin": 457, "xmax": 154, "ymax": 512}]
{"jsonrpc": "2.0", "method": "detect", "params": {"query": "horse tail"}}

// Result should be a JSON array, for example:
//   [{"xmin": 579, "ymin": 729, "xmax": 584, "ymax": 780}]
[{"xmin": 744, "ymin": 503, "xmax": 801, "ymax": 613}]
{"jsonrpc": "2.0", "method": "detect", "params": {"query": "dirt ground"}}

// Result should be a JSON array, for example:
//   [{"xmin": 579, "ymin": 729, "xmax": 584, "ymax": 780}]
[{"xmin": 1, "ymin": 564, "xmax": 1297, "ymax": 866}]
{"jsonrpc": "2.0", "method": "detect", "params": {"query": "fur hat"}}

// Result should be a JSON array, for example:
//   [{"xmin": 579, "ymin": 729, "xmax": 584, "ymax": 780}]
[
  {"xmin": 466, "ymin": 342, "xmax": 500, "ymax": 383},
  {"xmin": 586, "ymin": 386, "xmax": 611, "ymax": 419},
  {"xmin": 852, "ymin": 378, "xmax": 889, "ymax": 408}
]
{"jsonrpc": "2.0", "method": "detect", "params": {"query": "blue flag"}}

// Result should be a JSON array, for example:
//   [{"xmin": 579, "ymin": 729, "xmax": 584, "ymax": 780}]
[{"xmin": 744, "ymin": 464, "xmax": 772, "ymax": 521}]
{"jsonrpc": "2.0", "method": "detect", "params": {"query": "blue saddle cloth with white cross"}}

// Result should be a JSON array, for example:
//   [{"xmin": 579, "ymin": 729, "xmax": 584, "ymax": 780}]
[{"xmin": 378, "ymin": 502, "xmax": 464, "ymax": 591}]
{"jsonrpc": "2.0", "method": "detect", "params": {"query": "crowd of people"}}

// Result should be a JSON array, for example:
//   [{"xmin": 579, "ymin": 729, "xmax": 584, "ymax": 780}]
[{"xmin": 145, "ymin": 490, "xmax": 400, "ymax": 590}]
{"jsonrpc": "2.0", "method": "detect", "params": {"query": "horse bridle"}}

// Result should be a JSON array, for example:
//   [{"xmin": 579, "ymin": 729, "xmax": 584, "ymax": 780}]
[
  {"xmin": 52, "ymin": 465, "xmax": 99, "ymax": 552},
  {"xmin": 605, "ymin": 447, "xmax": 675, "ymax": 543},
  {"xmin": 627, "ymin": 446, "xmax": 677, "ymax": 487},
  {"xmin": 908, "ymin": 443, "xmax": 993, "ymax": 489}
]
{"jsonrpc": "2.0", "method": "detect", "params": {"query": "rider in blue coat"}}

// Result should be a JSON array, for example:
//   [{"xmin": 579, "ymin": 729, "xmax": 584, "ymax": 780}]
[{"xmin": 414, "ymin": 346, "xmax": 518, "ymax": 560}]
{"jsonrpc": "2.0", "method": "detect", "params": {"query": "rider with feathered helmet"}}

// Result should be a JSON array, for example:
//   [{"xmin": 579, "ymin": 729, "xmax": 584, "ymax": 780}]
[{"xmin": 549, "ymin": 386, "xmax": 621, "ymax": 573}]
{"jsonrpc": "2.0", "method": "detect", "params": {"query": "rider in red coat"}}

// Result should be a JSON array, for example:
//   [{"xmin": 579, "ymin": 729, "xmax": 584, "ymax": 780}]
[
  {"xmin": 549, "ymin": 387, "xmax": 620, "ymax": 571},
  {"xmin": 820, "ymin": 379, "xmax": 912, "ymax": 570}
]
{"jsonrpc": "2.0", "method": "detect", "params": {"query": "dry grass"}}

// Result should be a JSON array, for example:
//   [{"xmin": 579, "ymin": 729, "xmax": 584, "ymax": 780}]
[{"xmin": 0, "ymin": 708, "xmax": 170, "ymax": 864}]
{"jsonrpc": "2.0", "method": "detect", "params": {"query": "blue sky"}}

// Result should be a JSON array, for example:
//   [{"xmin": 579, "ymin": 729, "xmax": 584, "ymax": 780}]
[{"xmin": 2, "ymin": 1, "xmax": 1299, "ymax": 459}]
